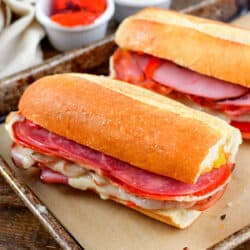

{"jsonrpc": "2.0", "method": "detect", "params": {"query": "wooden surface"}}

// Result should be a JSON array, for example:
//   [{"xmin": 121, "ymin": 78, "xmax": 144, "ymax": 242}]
[{"xmin": 0, "ymin": 175, "xmax": 60, "ymax": 250}]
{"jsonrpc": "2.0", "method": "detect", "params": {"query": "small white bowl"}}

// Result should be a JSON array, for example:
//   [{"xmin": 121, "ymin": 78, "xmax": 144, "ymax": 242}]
[
  {"xmin": 114, "ymin": 0, "xmax": 172, "ymax": 22},
  {"xmin": 36, "ymin": 0, "xmax": 114, "ymax": 51}
]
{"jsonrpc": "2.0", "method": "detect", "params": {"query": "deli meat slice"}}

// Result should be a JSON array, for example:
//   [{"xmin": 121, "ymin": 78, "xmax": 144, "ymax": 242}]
[
  {"xmin": 217, "ymin": 93, "xmax": 250, "ymax": 106},
  {"xmin": 40, "ymin": 168, "xmax": 68, "ymax": 184},
  {"xmin": 153, "ymin": 61, "xmax": 247, "ymax": 100},
  {"xmin": 12, "ymin": 119, "xmax": 231, "ymax": 199},
  {"xmin": 112, "ymin": 49, "xmax": 144, "ymax": 83},
  {"xmin": 113, "ymin": 49, "xmax": 248, "ymax": 100}
]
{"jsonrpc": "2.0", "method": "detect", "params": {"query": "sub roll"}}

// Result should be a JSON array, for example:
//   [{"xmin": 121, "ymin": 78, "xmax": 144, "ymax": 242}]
[
  {"xmin": 6, "ymin": 74, "xmax": 241, "ymax": 228},
  {"xmin": 111, "ymin": 8, "xmax": 250, "ymax": 139}
]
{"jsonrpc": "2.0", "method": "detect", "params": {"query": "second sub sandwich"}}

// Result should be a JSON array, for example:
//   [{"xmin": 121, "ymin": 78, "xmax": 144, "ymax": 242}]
[
  {"xmin": 6, "ymin": 74, "xmax": 241, "ymax": 228},
  {"xmin": 111, "ymin": 8, "xmax": 250, "ymax": 139}
]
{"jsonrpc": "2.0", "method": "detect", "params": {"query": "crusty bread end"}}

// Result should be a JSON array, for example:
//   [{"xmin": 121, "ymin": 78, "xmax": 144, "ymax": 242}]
[{"xmin": 115, "ymin": 8, "xmax": 250, "ymax": 88}]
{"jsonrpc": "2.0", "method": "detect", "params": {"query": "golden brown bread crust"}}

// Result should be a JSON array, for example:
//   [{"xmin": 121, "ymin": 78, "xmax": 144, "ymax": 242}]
[
  {"xmin": 18, "ymin": 74, "xmax": 229, "ymax": 183},
  {"xmin": 115, "ymin": 8, "xmax": 250, "ymax": 88},
  {"xmin": 111, "ymin": 197, "xmax": 201, "ymax": 229}
]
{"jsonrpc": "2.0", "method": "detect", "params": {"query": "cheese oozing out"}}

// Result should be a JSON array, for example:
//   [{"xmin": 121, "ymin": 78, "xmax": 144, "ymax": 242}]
[
  {"xmin": 10, "ymin": 143, "xmax": 202, "ymax": 228},
  {"xmin": 11, "ymin": 142, "xmax": 230, "ymax": 210}
]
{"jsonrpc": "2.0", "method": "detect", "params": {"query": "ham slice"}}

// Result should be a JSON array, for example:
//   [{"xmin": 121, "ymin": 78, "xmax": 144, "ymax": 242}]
[
  {"xmin": 113, "ymin": 49, "xmax": 144, "ymax": 83},
  {"xmin": 12, "ymin": 119, "xmax": 231, "ymax": 200},
  {"xmin": 152, "ymin": 60, "xmax": 247, "ymax": 100},
  {"xmin": 113, "ymin": 50, "xmax": 172, "ymax": 95},
  {"xmin": 113, "ymin": 49, "xmax": 250, "ymax": 135},
  {"xmin": 40, "ymin": 168, "xmax": 68, "ymax": 184},
  {"xmin": 217, "ymin": 93, "xmax": 250, "ymax": 106},
  {"xmin": 113, "ymin": 49, "xmax": 248, "ymax": 100}
]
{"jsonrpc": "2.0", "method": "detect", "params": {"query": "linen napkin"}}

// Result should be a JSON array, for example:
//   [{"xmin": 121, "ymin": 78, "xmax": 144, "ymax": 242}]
[{"xmin": 0, "ymin": 0, "xmax": 45, "ymax": 79}]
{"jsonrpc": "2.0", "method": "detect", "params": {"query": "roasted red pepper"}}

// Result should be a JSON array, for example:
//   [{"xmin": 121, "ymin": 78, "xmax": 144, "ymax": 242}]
[
  {"xmin": 144, "ymin": 57, "xmax": 162, "ymax": 79},
  {"xmin": 51, "ymin": 0, "xmax": 107, "ymax": 27}
]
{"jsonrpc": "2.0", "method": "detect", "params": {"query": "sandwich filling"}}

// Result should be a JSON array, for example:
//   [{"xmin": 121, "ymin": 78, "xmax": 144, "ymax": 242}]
[
  {"xmin": 7, "ymin": 113, "xmax": 232, "ymax": 212},
  {"xmin": 112, "ymin": 49, "xmax": 250, "ymax": 138}
]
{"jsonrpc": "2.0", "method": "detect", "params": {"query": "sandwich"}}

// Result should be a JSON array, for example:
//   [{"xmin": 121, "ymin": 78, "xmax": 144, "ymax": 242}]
[
  {"xmin": 5, "ymin": 73, "xmax": 241, "ymax": 228},
  {"xmin": 111, "ymin": 8, "xmax": 250, "ymax": 139}
]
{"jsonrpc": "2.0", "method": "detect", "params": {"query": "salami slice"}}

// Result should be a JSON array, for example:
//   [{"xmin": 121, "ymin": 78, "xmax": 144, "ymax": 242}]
[{"xmin": 12, "ymin": 119, "xmax": 231, "ymax": 200}]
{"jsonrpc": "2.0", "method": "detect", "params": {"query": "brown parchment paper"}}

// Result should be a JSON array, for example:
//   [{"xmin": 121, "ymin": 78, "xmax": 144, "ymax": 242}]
[
  {"xmin": 232, "ymin": 12, "xmax": 250, "ymax": 28},
  {"xmin": 1, "ymin": 123, "xmax": 250, "ymax": 250}
]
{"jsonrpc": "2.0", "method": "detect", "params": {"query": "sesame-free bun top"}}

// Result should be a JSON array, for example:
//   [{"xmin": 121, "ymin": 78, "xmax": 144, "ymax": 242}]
[
  {"xmin": 18, "ymin": 74, "xmax": 241, "ymax": 183},
  {"xmin": 115, "ymin": 8, "xmax": 250, "ymax": 88}
]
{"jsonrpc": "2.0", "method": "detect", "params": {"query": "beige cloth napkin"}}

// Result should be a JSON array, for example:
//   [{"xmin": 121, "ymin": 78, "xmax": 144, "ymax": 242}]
[{"xmin": 0, "ymin": 0, "xmax": 45, "ymax": 79}]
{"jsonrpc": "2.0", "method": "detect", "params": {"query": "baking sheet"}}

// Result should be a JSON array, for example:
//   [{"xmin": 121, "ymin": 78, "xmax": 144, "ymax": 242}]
[{"xmin": 1, "ymin": 123, "xmax": 250, "ymax": 250}]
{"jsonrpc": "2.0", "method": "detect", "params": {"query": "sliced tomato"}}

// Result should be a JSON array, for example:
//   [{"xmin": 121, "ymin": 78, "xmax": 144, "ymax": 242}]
[
  {"xmin": 230, "ymin": 120, "xmax": 250, "ymax": 133},
  {"xmin": 144, "ymin": 57, "xmax": 162, "ymax": 79},
  {"xmin": 193, "ymin": 186, "xmax": 227, "ymax": 211}
]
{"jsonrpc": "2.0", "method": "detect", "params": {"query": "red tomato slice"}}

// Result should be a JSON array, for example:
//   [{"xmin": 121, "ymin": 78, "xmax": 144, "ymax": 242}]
[
  {"xmin": 144, "ymin": 57, "xmax": 162, "ymax": 79},
  {"xmin": 241, "ymin": 132, "xmax": 250, "ymax": 139},
  {"xmin": 193, "ymin": 186, "xmax": 227, "ymax": 211},
  {"xmin": 230, "ymin": 120, "xmax": 250, "ymax": 133}
]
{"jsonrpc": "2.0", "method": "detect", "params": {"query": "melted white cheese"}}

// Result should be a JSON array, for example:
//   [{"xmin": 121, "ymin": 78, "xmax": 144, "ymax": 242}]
[
  {"xmin": 68, "ymin": 175, "xmax": 196, "ymax": 209},
  {"xmin": 11, "ymin": 142, "xmax": 229, "ymax": 206}
]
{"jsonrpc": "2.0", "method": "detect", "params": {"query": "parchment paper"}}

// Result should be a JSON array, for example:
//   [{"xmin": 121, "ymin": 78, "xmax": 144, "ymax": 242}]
[
  {"xmin": 232, "ymin": 12, "xmax": 250, "ymax": 27},
  {"xmin": 1, "ymin": 122, "xmax": 250, "ymax": 250}
]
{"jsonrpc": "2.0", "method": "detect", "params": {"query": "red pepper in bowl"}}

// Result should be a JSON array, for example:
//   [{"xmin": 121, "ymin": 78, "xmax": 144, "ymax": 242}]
[{"xmin": 51, "ymin": 0, "xmax": 107, "ymax": 27}]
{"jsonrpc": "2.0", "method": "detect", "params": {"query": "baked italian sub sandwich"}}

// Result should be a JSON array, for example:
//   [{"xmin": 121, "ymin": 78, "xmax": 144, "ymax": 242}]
[
  {"xmin": 111, "ymin": 8, "xmax": 250, "ymax": 139},
  {"xmin": 5, "ymin": 74, "xmax": 241, "ymax": 228}
]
